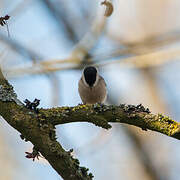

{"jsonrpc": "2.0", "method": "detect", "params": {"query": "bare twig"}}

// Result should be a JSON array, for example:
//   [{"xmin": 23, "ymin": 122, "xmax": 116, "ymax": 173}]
[{"xmin": 5, "ymin": 46, "xmax": 180, "ymax": 77}]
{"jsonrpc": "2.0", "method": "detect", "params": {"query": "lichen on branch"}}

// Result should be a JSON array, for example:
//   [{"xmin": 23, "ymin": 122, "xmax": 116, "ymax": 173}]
[{"xmin": 39, "ymin": 103, "xmax": 180, "ymax": 140}]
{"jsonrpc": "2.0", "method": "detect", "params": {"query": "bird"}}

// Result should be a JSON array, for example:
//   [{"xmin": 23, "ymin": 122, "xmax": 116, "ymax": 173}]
[{"xmin": 78, "ymin": 66, "xmax": 107, "ymax": 104}]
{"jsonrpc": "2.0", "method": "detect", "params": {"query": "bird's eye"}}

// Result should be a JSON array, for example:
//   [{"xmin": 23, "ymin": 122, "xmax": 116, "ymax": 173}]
[{"xmin": 101, "ymin": 0, "xmax": 113, "ymax": 17}]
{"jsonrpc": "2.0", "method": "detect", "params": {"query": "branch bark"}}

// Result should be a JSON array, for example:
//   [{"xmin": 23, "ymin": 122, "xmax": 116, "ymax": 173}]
[
  {"xmin": 0, "ymin": 68, "xmax": 180, "ymax": 179},
  {"xmin": 40, "ymin": 104, "xmax": 180, "ymax": 140}
]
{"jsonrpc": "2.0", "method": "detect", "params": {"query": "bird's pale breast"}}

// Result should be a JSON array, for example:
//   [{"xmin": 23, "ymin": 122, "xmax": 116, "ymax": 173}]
[{"xmin": 78, "ymin": 76, "xmax": 107, "ymax": 104}]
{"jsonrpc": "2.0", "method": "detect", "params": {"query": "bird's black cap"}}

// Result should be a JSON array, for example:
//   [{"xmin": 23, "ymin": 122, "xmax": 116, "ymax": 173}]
[{"xmin": 83, "ymin": 66, "xmax": 97, "ymax": 87}]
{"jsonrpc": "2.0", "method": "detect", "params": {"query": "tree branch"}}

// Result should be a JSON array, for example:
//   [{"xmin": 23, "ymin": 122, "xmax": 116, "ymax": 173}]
[
  {"xmin": 0, "ymin": 68, "xmax": 180, "ymax": 179},
  {"xmin": 39, "ymin": 104, "xmax": 180, "ymax": 140}
]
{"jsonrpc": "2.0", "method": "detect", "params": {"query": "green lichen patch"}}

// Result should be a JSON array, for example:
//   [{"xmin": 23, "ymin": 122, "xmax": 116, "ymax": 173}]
[
  {"xmin": 158, "ymin": 114, "xmax": 176, "ymax": 125},
  {"xmin": 148, "ymin": 114, "xmax": 180, "ymax": 136},
  {"xmin": 72, "ymin": 104, "xmax": 90, "ymax": 112}
]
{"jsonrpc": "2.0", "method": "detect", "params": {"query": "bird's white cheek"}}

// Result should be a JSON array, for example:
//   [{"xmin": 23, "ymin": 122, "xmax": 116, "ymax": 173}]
[{"xmin": 93, "ymin": 75, "xmax": 99, "ymax": 87}]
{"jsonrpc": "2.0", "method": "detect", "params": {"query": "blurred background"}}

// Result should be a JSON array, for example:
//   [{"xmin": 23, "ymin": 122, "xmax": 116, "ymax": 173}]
[{"xmin": 0, "ymin": 0, "xmax": 180, "ymax": 179}]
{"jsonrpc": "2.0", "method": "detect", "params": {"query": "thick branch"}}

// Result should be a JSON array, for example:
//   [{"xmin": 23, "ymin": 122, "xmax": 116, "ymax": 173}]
[{"xmin": 40, "ymin": 104, "xmax": 180, "ymax": 140}]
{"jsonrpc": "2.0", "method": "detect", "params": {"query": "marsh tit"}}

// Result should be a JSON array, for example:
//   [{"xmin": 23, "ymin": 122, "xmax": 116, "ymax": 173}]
[{"xmin": 78, "ymin": 66, "xmax": 107, "ymax": 104}]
